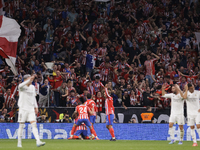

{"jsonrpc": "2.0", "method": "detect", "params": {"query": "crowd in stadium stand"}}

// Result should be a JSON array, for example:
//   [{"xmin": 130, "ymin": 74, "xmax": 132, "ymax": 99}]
[{"xmin": 0, "ymin": 0, "xmax": 200, "ymax": 117}]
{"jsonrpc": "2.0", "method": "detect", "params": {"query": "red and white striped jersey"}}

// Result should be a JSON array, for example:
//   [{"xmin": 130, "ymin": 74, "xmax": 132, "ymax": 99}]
[
  {"xmin": 115, "ymin": 62, "xmax": 130, "ymax": 71},
  {"xmin": 144, "ymin": 58, "xmax": 157, "ymax": 75},
  {"xmin": 160, "ymin": 53, "xmax": 171, "ymax": 64},
  {"xmin": 99, "ymin": 67, "xmax": 111, "ymax": 82},
  {"xmin": 0, "ymin": 84, "xmax": 4, "ymax": 96},
  {"xmin": 68, "ymin": 86, "xmax": 76, "ymax": 96},
  {"xmin": 105, "ymin": 88, "xmax": 114, "ymax": 115},
  {"xmin": 137, "ymin": 26, "xmax": 144, "ymax": 37},
  {"xmin": 87, "ymin": 86, "xmax": 95, "ymax": 96},
  {"xmin": 24, "ymin": 26, "xmax": 35, "ymax": 39},
  {"xmin": 170, "ymin": 41, "xmax": 179, "ymax": 51},
  {"xmin": 0, "ymin": 79, "xmax": 6, "ymax": 87},
  {"xmin": 4, "ymin": 93, "xmax": 15, "ymax": 108},
  {"xmin": 85, "ymin": 99, "xmax": 97, "ymax": 116},
  {"xmin": 80, "ymin": 50, "xmax": 87, "ymax": 65},
  {"xmin": 68, "ymin": 96, "xmax": 79, "ymax": 106},
  {"xmin": 74, "ymin": 31, "xmax": 80, "ymax": 42},
  {"xmin": 39, "ymin": 43, "xmax": 50, "ymax": 54},
  {"xmin": 95, "ymin": 97, "xmax": 105, "ymax": 112},
  {"xmin": 92, "ymin": 81, "xmax": 104, "ymax": 92},
  {"xmin": 74, "ymin": 118, "xmax": 87, "ymax": 130},
  {"xmin": 142, "ymin": 20, "xmax": 151, "ymax": 33},
  {"xmin": 76, "ymin": 105, "xmax": 90, "ymax": 119},
  {"xmin": 97, "ymin": 47, "xmax": 107, "ymax": 61}
]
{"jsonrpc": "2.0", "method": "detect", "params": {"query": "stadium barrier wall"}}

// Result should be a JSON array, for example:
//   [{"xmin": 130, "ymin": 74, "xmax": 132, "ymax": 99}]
[
  {"xmin": 0, "ymin": 123, "xmax": 199, "ymax": 141},
  {"xmin": 11, "ymin": 107, "xmax": 173, "ymax": 123}
]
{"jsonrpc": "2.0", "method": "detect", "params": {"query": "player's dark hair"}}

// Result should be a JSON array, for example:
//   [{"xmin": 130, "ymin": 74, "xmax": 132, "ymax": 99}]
[
  {"xmin": 87, "ymin": 93, "xmax": 92, "ymax": 99},
  {"xmin": 188, "ymin": 83, "xmax": 193, "ymax": 88}
]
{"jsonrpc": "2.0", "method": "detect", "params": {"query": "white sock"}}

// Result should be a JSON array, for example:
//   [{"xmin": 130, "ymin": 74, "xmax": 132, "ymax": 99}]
[
  {"xmin": 180, "ymin": 130, "xmax": 184, "ymax": 141},
  {"xmin": 169, "ymin": 127, "xmax": 174, "ymax": 140},
  {"xmin": 191, "ymin": 129, "xmax": 197, "ymax": 143},
  {"xmin": 197, "ymin": 128, "xmax": 200, "ymax": 138},
  {"xmin": 18, "ymin": 124, "xmax": 24, "ymax": 144},
  {"xmin": 31, "ymin": 122, "xmax": 40, "ymax": 142}
]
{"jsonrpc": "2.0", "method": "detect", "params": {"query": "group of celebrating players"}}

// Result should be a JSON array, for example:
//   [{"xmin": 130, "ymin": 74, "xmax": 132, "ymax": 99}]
[
  {"xmin": 68, "ymin": 85, "xmax": 116, "ymax": 141},
  {"xmin": 162, "ymin": 83, "xmax": 200, "ymax": 146}
]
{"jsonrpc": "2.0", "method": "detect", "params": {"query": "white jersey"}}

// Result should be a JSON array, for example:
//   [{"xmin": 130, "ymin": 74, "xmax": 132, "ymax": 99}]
[
  {"xmin": 185, "ymin": 90, "xmax": 200, "ymax": 116},
  {"xmin": 162, "ymin": 93, "xmax": 184, "ymax": 115},
  {"xmin": 18, "ymin": 79, "xmax": 38, "ymax": 112}
]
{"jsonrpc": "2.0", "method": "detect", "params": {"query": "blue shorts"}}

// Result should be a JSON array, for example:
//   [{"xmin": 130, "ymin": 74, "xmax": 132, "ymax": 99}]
[
  {"xmin": 90, "ymin": 116, "xmax": 96, "ymax": 124},
  {"xmin": 76, "ymin": 119, "xmax": 91, "ymax": 127},
  {"xmin": 106, "ymin": 114, "xmax": 114, "ymax": 126},
  {"xmin": 74, "ymin": 130, "xmax": 88, "ymax": 137}
]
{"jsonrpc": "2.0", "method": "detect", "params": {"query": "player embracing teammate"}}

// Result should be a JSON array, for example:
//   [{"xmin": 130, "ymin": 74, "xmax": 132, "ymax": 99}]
[
  {"xmin": 183, "ymin": 83, "xmax": 200, "ymax": 147},
  {"xmin": 163, "ymin": 83, "xmax": 200, "ymax": 146}
]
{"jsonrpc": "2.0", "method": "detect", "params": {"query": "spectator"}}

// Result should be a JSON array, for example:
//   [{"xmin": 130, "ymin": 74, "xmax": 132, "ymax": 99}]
[
  {"xmin": 2, "ymin": 89, "xmax": 16, "ymax": 110},
  {"xmin": 0, "ymin": 108, "xmax": 9, "ymax": 122},
  {"xmin": 122, "ymin": 91, "xmax": 131, "ymax": 109},
  {"xmin": 128, "ymin": 117, "xmax": 137, "ymax": 123},
  {"xmin": 38, "ymin": 79, "xmax": 50, "ymax": 107},
  {"xmin": 141, "ymin": 106, "xmax": 154, "ymax": 123},
  {"xmin": 58, "ymin": 82, "xmax": 68, "ymax": 107},
  {"xmin": 37, "ymin": 113, "xmax": 49, "ymax": 123}
]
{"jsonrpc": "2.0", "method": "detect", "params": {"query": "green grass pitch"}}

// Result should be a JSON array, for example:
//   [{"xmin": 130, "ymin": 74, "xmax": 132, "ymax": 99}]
[{"xmin": 0, "ymin": 140, "xmax": 199, "ymax": 150}]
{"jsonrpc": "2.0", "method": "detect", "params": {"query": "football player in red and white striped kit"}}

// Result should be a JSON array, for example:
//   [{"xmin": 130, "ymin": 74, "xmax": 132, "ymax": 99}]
[
  {"xmin": 70, "ymin": 94, "xmax": 99, "ymax": 140},
  {"xmin": 3, "ymin": 88, "xmax": 16, "ymax": 110},
  {"xmin": 104, "ymin": 85, "xmax": 116, "ymax": 141}
]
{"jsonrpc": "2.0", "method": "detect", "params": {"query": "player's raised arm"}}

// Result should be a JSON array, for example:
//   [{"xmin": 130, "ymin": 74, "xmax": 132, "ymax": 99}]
[
  {"xmin": 175, "ymin": 84, "xmax": 184, "ymax": 98},
  {"xmin": 183, "ymin": 84, "xmax": 188, "ymax": 99},
  {"xmin": 104, "ymin": 84, "xmax": 111, "ymax": 98},
  {"xmin": 18, "ymin": 74, "xmax": 36, "ymax": 89},
  {"xmin": 162, "ymin": 83, "xmax": 172, "ymax": 98}
]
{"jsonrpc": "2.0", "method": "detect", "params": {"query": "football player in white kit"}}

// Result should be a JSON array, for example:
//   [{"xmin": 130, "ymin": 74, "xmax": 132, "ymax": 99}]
[
  {"xmin": 17, "ymin": 74, "xmax": 45, "ymax": 147},
  {"xmin": 162, "ymin": 84, "xmax": 184, "ymax": 145},
  {"xmin": 183, "ymin": 83, "xmax": 200, "ymax": 147}
]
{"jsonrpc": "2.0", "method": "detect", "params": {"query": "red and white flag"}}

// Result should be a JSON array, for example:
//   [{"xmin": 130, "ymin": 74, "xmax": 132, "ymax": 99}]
[{"xmin": 0, "ymin": 12, "xmax": 21, "ymax": 75}]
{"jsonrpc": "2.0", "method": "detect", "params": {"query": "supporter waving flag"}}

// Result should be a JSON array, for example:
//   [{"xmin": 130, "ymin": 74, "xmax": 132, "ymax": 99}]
[{"xmin": 0, "ymin": 2, "xmax": 21, "ymax": 75}]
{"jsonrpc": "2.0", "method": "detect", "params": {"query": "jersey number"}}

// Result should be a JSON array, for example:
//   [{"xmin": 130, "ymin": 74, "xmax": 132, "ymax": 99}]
[{"xmin": 80, "ymin": 107, "xmax": 87, "ymax": 113}]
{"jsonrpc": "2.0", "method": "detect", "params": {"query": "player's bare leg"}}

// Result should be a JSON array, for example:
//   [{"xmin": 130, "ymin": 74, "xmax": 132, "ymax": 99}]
[
  {"xmin": 191, "ymin": 125, "xmax": 198, "ymax": 146},
  {"xmin": 168, "ymin": 122, "xmax": 175, "ymax": 144},
  {"xmin": 106, "ymin": 125, "xmax": 116, "ymax": 141},
  {"xmin": 17, "ymin": 122, "xmax": 25, "ymax": 147},
  {"xmin": 178, "ymin": 125, "xmax": 184, "ymax": 145},
  {"xmin": 30, "ymin": 121, "xmax": 45, "ymax": 147}
]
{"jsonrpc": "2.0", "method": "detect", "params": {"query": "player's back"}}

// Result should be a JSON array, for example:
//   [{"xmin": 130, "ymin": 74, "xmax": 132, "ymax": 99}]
[
  {"xmin": 76, "ymin": 105, "xmax": 89, "ymax": 119},
  {"xmin": 186, "ymin": 90, "xmax": 200, "ymax": 115},
  {"xmin": 18, "ymin": 83, "xmax": 37, "ymax": 112},
  {"xmin": 85, "ymin": 99, "xmax": 96, "ymax": 116},
  {"xmin": 105, "ymin": 97, "xmax": 114, "ymax": 115}
]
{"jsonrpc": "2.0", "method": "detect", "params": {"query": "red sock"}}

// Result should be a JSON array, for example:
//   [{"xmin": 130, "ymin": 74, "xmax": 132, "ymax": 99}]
[
  {"xmin": 109, "ymin": 128, "xmax": 115, "ymax": 138},
  {"xmin": 92, "ymin": 126, "xmax": 97, "ymax": 136},
  {"xmin": 71, "ymin": 126, "xmax": 76, "ymax": 135},
  {"xmin": 85, "ymin": 136, "xmax": 90, "ymax": 139},
  {"xmin": 90, "ymin": 128, "xmax": 97, "ymax": 137},
  {"xmin": 73, "ymin": 135, "xmax": 79, "ymax": 139}
]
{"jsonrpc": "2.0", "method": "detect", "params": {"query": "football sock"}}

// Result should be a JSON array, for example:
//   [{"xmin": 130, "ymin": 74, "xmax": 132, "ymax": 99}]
[
  {"xmin": 31, "ymin": 122, "xmax": 40, "ymax": 142},
  {"xmin": 109, "ymin": 128, "xmax": 115, "ymax": 138},
  {"xmin": 71, "ymin": 126, "xmax": 76, "ymax": 136},
  {"xmin": 180, "ymin": 129, "xmax": 184, "ymax": 141},
  {"xmin": 191, "ymin": 129, "xmax": 197, "ymax": 143},
  {"xmin": 197, "ymin": 128, "xmax": 200, "ymax": 138},
  {"xmin": 90, "ymin": 128, "xmax": 97, "ymax": 137},
  {"xmin": 92, "ymin": 126, "xmax": 97, "ymax": 137},
  {"xmin": 169, "ymin": 127, "xmax": 174, "ymax": 140},
  {"xmin": 18, "ymin": 124, "xmax": 24, "ymax": 144}
]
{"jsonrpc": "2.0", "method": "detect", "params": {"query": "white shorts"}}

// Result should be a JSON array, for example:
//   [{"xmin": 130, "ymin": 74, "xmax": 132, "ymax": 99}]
[
  {"xmin": 187, "ymin": 114, "xmax": 200, "ymax": 126},
  {"xmin": 18, "ymin": 109, "xmax": 36, "ymax": 123},
  {"xmin": 169, "ymin": 114, "xmax": 185, "ymax": 125}
]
